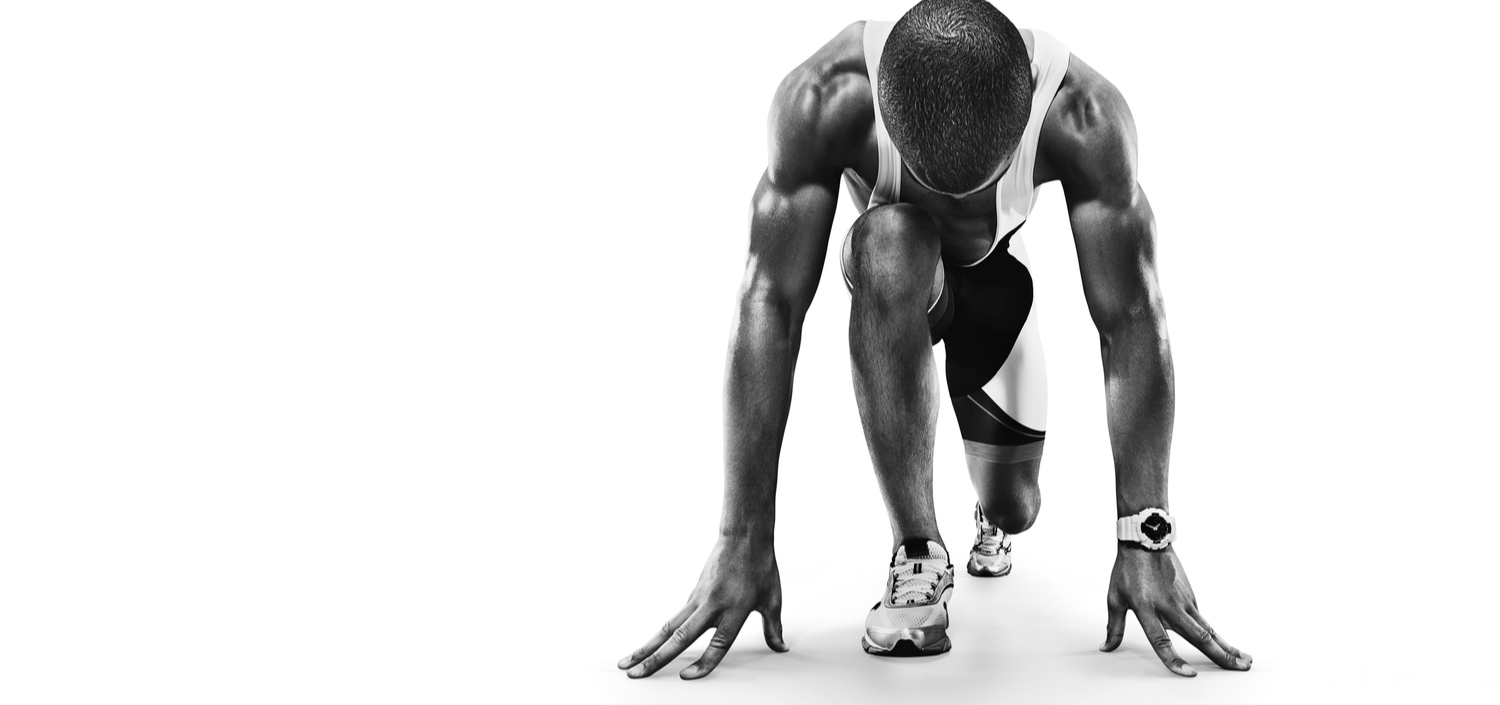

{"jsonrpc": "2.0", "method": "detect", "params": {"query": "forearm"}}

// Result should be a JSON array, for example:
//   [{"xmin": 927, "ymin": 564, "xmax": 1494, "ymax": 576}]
[
  {"xmin": 1100, "ymin": 315, "xmax": 1174, "ymax": 516},
  {"xmin": 718, "ymin": 296, "xmax": 804, "ymax": 540}
]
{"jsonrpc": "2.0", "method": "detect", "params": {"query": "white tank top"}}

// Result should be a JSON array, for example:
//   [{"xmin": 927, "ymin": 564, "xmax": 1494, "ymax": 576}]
[{"xmin": 844, "ymin": 21, "xmax": 1071, "ymax": 267}]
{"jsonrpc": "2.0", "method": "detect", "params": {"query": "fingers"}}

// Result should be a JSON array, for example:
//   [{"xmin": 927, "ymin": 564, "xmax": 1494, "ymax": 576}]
[
  {"xmin": 761, "ymin": 596, "xmax": 787, "ymax": 652},
  {"xmin": 1186, "ymin": 602, "xmax": 1252, "ymax": 665},
  {"xmin": 1138, "ymin": 612, "xmax": 1196, "ymax": 677},
  {"xmin": 1163, "ymin": 608, "xmax": 1249, "ymax": 672},
  {"xmin": 626, "ymin": 608, "xmax": 714, "ymax": 678},
  {"xmin": 680, "ymin": 611, "xmax": 749, "ymax": 681},
  {"xmin": 618, "ymin": 603, "xmax": 695, "ymax": 671},
  {"xmin": 1100, "ymin": 593, "xmax": 1126, "ymax": 652}
]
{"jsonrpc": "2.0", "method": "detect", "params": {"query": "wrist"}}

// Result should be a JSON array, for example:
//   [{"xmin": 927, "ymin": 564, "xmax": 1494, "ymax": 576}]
[
  {"xmin": 1116, "ymin": 498, "xmax": 1169, "ymax": 517},
  {"xmin": 719, "ymin": 494, "xmax": 776, "ymax": 542},
  {"xmin": 715, "ymin": 533, "xmax": 777, "ymax": 564},
  {"xmin": 719, "ymin": 520, "xmax": 775, "ymax": 544}
]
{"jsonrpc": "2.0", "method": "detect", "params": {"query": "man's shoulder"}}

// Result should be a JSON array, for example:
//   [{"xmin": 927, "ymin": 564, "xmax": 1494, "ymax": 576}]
[
  {"xmin": 767, "ymin": 22, "xmax": 875, "ymax": 183},
  {"xmin": 1038, "ymin": 54, "xmax": 1139, "ymax": 200}
]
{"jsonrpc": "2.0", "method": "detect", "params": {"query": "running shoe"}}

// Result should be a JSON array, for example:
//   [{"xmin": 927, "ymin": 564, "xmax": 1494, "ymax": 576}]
[
  {"xmin": 862, "ymin": 539, "xmax": 954, "ymax": 656},
  {"xmin": 967, "ymin": 502, "xmax": 1012, "ymax": 577}
]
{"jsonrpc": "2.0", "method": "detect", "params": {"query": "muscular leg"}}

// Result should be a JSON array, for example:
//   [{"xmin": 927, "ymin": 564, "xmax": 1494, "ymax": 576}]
[
  {"xmin": 945, "ymin": 234, "xmax": 1047, "ymax": 537},
  {"xmin": 843, "ymin": 204, "xmax": 946, "ymax": 550}
]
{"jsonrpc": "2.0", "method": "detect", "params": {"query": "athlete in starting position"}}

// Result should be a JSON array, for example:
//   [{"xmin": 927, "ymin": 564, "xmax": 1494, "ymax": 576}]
[{"xmin": 620, "ymin": 0, "xmax": 1251, "ymax": 679}]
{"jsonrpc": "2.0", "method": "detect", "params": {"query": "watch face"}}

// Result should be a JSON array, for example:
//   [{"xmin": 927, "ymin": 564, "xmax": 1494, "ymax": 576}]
[{"xmin": 1141, "ymin": 513, "xmax": 1171, "ymax": 542}]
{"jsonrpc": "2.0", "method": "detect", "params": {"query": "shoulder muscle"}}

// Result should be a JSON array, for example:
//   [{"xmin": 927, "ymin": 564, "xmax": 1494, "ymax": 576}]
[
  {"xmin": 766, "ymin": 22, "xmax": 873, "ymax": 188},
  {"xmin": 1041, "ymin": 54, "xmax": 1140, "ymax": 207}
]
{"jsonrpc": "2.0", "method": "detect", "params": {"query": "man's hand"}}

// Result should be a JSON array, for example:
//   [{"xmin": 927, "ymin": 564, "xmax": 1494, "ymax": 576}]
[
  {"xmin": 618, "ymin": 538, "xmax": 787, "ymax": 680},
  {"xmin": 1101, "ymin": 545, "xmax": 1252, "ymax": 676}
]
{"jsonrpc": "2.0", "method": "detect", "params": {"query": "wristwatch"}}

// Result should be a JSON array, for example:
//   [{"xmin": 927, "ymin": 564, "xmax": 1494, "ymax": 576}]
[{"xmin": 1116, "ymin": 508, "xmax": 1175, "ymax": 550}]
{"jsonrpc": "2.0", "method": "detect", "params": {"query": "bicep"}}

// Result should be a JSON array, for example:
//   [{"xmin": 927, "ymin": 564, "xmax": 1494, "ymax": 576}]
[
  {"xmin": 736, "ymin": 39, "xmax": 868, "ymax": 320},
  {"xmin": 740, "ymin": 60, "xmax": 857, "ymax": 319}
]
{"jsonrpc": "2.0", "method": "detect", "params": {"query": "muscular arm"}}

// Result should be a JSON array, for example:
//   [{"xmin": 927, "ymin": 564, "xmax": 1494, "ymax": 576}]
[
  {"xmin": 1077, "ymin": 188, "xmax": 1173, "ymax": 516},
  {"xmin": 721, "ymin": 25, "xmax": 869, "ymax": 538},
  {"xmin": 1048, "ymin": 59, "xmax": 1171, "ymax": 515},
  {"xmin": 721, "ymin": 158, "xmax": 839, "ymax": 538},
  {"xmin": 1047, "ymin": 56, "xmax": 1250, "ymax": 676},
  {"xmin": 620, "ymin": 23, "xmax": 870, "ymax": 680}
]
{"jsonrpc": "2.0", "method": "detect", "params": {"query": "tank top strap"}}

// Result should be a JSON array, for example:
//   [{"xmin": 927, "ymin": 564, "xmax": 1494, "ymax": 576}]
[
  {"xmin": 862, "ymin": 20, "xmax": 902, "ymax": 208},
  {"xmin": 964, "ymin": 29, "xmax": 1071, "ymax": 267}
]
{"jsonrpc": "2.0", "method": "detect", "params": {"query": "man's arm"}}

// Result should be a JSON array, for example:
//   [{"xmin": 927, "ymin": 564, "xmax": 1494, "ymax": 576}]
[
  {"xmin": 719, "ymin": 124, "xmax": 845, "ymax": 544},
  {"xmin": 619, "ymin": 25, "xmax": 869, "ymax": 680},
  {"xmin": 1054, "ymin": 67, "xmax": 1171, "ymax": 521},
  {"xmin": 1048, "ymin": 56, "xmax": 1251, "ymax": 676}
]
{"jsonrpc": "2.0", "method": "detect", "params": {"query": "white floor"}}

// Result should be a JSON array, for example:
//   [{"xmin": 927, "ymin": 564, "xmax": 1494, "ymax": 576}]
[{"xmin": 554, "ymin": 446, "xmax": 1484, "ymax": 704}]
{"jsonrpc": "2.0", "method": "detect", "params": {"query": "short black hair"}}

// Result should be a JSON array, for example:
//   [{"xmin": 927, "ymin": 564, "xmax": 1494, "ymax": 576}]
[{"xmin": 879, "ymin": 0, "xmax": 1032, "ymax": 193}]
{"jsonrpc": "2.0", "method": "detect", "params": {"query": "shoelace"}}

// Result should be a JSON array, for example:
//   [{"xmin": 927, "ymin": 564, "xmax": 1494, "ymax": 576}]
[
  {"xmin": 974, "ymin": 523, "xmax": 1009, "ymax": 556},
  {"xmin": 891, "ymin": 560, "xmax": 944, "ymax": 604}
]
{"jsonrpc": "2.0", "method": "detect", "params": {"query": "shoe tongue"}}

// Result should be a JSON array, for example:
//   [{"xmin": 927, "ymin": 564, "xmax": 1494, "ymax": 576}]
[{"xmin": 896, "ymin": 538, "xmax": 947, "ymax": 563}]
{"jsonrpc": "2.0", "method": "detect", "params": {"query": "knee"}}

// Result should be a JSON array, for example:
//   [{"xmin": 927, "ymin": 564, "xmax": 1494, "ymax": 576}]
[
  {"xmin": 843, "ymin": 204, "xmax": 939, "ymax": 297},
  {"xmin": 980, "ymin": 485, "xmax": 1041, "ymax": 534}
]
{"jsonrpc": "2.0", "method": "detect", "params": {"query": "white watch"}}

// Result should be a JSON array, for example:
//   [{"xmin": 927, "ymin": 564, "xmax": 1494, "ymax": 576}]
[{"xmin": 1116, "ymin": 508, "xmax": 1175, "ymax": 550}]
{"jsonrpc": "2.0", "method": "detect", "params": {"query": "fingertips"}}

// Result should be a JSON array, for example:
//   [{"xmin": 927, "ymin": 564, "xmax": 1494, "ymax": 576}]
[
  {"xmin": 1187, "ymin": 603, "xmax": 1251, "ymax": 669},
  {"xmin": 1168, "ymin": 659, "xmax": 1198, "ymax": 677},
  {"xmin": 1101, "ymin": 603, "xmax": 1125, "ymax": 652},
  {"xmin": 762, "ymin": 611, "xmax": 788, "ymax": 652},
  {"xmin": 1099, "ymin": 632, "xmax": 1123, "ymax": 652},
  {"xmin": 622, "ymin": 606, "xmax": 696, "ymax": 675},
  {"xmin": 617, "ymin": 649, "xmax": 648, "ymax": 670},
  {"xmin": 680, "ymin": 649, "xmax": 727, "ymax": 681},
  {"xmin": 1139, "ymin": 613, "xmax": 1194, "ymax": 677},
  {"xmin": 625, "ymin": 649, "xmax": 669, "ymax": 678},
  {"xmin": 626, "ymin": 654, "xmax": 668, "ymax": 679}
]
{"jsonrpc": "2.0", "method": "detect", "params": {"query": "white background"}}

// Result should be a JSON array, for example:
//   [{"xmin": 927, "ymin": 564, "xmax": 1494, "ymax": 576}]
[{"xmin": 2, "ymin": 1, "xmax": 1496, "ymax": 703}]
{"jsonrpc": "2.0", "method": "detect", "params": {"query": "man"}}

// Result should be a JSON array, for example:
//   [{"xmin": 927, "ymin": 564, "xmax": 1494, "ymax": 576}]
[{"xmin": 618, "ymin": 0, "xmax": 1250, "ymax": 679}]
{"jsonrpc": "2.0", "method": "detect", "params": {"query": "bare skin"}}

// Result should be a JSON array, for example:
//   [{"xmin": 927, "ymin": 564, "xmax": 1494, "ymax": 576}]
[{"xmin": 620, "ymin": 21, "xmax": 1250, "ymax": 679}]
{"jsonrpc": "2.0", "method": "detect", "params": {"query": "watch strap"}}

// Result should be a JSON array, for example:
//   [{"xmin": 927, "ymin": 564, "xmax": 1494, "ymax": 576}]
[{"xmin": 1116, "ymin": 508, "xmax": 1175, "ymax": 550}]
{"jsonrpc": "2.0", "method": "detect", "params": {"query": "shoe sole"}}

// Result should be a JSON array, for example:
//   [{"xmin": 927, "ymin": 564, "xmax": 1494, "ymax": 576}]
[
  {"xmin": 966, "ymin": 560, "xmax": 1011, "ymax": 578},
  {"xmin": 862, "ymin": 634, "xmax": 952, "ymax": 657}
]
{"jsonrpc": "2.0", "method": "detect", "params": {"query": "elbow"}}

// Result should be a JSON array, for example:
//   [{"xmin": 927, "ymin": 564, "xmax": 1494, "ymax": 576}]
[
  {"xmin": 738, "ymin": 256, "xmax": 814, "ymax": 328},
  {"xmin": 1093, "ymin": 299, "xmax": 1173, "ymax": 392},
  {"xmin": 736, "ymin": 276, "xmax": 811, "ymax": 343},
  {"xmin": 738, "ymin": 283, "xmax": 808, "ymax": 336}
]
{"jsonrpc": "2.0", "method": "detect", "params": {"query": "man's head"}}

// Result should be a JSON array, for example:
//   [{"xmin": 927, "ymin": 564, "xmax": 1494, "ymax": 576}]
[{"xmin": 879, "ymin": 0, "xmax": 1032, "ymax": 195}]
